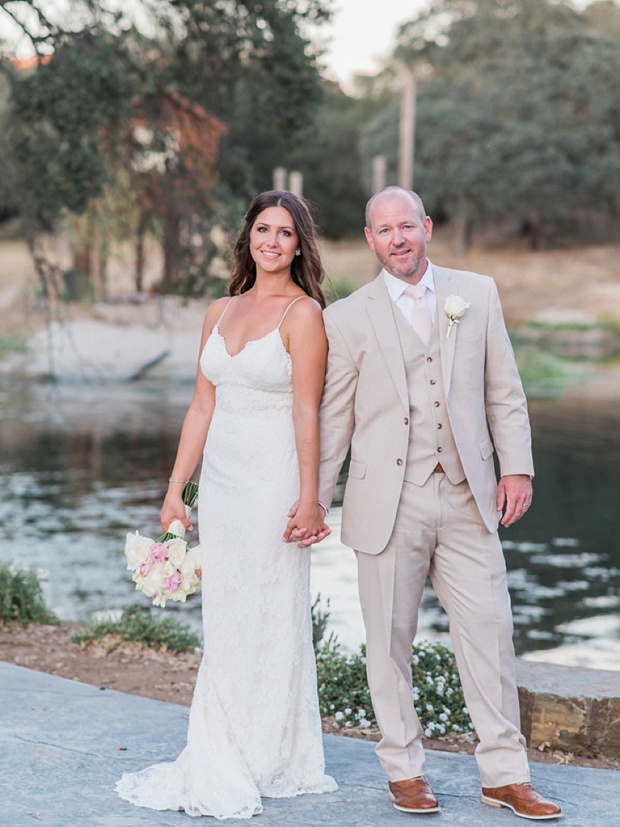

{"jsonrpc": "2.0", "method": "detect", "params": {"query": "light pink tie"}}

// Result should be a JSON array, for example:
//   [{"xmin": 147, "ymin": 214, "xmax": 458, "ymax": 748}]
[{"xmin": 407, "ymin": 283, "xmax": 433, "ymax": 346}]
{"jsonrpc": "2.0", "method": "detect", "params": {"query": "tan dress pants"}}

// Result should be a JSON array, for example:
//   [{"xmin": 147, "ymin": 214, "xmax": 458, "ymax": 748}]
[{"xmin": 356, "ymin": 474, "xmax": 530, "ymax": 787}]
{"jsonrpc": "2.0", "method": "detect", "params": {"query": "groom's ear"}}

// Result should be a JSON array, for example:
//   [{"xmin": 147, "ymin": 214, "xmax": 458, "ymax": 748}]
[{"xmin": 364, "ymin": 226, "xmax": 376, "ymax": 251}]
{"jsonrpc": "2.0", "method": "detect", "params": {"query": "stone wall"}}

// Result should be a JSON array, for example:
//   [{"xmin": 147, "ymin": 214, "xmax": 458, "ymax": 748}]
[{"xmin": 516, "ymin": 659, "xmax": 620, "ymax": 759}]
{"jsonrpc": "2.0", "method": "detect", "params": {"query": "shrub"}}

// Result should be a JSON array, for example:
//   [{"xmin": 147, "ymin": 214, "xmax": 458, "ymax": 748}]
[
  {"xmin": 315, "ymin": 627, "xmax": 474, "ymax": 737},
  {"xmin": 72, "ymin": 605, "xmax": 201, "ymax": 653},
  {"xmin": 0, "ymin": 565, "xmax": 59, "ymax": 625}
]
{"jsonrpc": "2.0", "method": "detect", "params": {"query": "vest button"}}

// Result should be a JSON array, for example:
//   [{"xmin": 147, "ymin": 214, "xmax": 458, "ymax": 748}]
[
  {"xmin": 396, "ymin": 458, "xmax": 403, "ymax": 466},
  {"xmin": 437, "ymin": 423, "xmax": 443, "ymax": 429},
  {"xmin": 427, "ymin": 357, "xmax": 433, "ymax": 362},
  {"xmin": 437, "ymin": 447, "xmax": 443, "ymax": 453},
  {"xmin": 404, "ymin": 417, "xmax": 409, "ymax": 425},
  {"xmin": 430, "ymin": 379, "xmax": 437, "ymax": 385},
  {"xmin": 434, "ymin": 401, "xmax": 440, "ymax": 407}
]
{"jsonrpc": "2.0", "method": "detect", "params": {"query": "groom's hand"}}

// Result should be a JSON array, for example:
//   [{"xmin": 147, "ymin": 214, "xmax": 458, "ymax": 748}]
[{"xmin": 497, "ymin": 474, "xmax": 533, "ymax": 527}]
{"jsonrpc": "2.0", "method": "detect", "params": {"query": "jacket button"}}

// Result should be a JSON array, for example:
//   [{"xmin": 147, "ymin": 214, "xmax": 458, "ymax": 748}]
[
  {"xmin": 427, "ymin": 357, "xmax": 433, "ymax": 363},
  {"xmin": 430, "ymin": 379, "xmax": 437, "ymax": 385},
  {"xmin": 437, "ymin": 423, "xmax": 443, "ymax": 429},
  {"xmin": 434, "ymin": 401, "xmax": 440, "ymax": 407},
  {"xmin": 404, "ymin": 417, "xmax": 409, "ymax": 425},
  {"xmin": 396, "ymin": 458, "xmax": 403, "ymax": 466},
  {"xmin": 437, "ymin": 447, "xmax": 443, "ymax": 453}
]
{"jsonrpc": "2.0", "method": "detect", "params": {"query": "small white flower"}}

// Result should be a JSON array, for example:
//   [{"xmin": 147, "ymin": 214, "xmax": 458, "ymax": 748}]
[
  {"xmin": 334, "ymin": 711, "xmax": 345, "ymax": 722},
  {"xmin": 358, "ymin": 718, "xmax": 371, "ymax": 729},
  {"xmin": 344, "ymin": 708, "xmax": 352, "ymax": 716},
  {"xmin": 444, "ymin": 294, "xmax": 470, "ymax": 338}
]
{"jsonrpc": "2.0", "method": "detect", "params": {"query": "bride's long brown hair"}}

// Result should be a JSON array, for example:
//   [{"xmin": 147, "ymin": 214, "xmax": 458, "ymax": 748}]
[{"xmin": 228, "ymin": 190, "xmax": 326, "ymax": 309}]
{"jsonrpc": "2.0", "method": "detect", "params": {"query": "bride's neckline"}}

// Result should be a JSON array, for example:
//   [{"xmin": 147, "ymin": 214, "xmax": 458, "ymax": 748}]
[
  {"xmin": 214, "ymin": 325, "xmax": 285, "ymax": 359},
  {"xmin": 212, "ymin": 294, "xmax": 305, "ymax": 359}
]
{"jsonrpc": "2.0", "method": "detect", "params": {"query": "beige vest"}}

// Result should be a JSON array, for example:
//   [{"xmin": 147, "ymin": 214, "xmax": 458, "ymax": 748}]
[{"xmin": 392, "ymin": 302, "xmax": 466, "ymax": 486}]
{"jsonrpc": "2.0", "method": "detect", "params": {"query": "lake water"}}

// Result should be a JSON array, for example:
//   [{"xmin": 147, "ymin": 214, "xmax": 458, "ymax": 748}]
[{"xmin": 1, "ymin": 378, "xmax": 618, "ymax": 670}]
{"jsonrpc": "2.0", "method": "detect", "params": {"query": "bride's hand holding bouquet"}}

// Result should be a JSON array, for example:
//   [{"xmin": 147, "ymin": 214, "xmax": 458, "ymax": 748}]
[{"xmin": 124, "ymin": 481, "xmax": 201, "ymax": 608}]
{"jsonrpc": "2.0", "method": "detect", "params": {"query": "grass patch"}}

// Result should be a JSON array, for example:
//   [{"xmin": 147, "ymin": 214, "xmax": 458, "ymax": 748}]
[
  {"xmin": 0, "ymin": 334, "xmax": 27, "ymax": 355},
  {"xmin": 72, "ymin": 605, "xmax": 201, "ymax": 653},
  {"xmin": 0, "ymin": 565, "xmax": 60, "ymax": 626}
]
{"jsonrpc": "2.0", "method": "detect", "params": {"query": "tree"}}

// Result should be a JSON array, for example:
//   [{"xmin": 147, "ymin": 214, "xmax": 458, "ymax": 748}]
[
  {"xmin": 287, "ymin": 82, "xmax": 378, "ymax": 239},
  {"xmin": 0, "ymin": 0, "xmax": 334, "ymax": 294},
  {"xmin": 363, "ymin": 0, "xmax": 620, "ymax": 247},
  {"xmin": 143, "ymin": 0, "xmax": 333, "ymax": 197}
]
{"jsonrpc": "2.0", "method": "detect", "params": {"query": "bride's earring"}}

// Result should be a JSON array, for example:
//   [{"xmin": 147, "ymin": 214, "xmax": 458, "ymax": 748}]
[{"xmin": 295, "ymin": 249, "xmax": 301, "ymax": 257}]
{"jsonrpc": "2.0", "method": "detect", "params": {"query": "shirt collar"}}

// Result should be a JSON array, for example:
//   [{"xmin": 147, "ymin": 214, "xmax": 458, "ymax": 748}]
[{"xmin": 382, "ymin": 260, "xmax": 435, "ymax": 301}]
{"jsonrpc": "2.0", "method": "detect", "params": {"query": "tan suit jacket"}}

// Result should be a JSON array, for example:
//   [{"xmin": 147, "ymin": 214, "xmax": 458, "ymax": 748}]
[{"xmin": 319, "ymin": 265, "xmax": 534, "ymax": 554}]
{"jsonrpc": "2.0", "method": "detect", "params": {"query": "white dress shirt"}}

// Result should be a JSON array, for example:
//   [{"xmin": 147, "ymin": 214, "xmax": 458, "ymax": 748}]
[{"xmin": 382, "ymin": 261, "xmax": 437, "ymax": 325}]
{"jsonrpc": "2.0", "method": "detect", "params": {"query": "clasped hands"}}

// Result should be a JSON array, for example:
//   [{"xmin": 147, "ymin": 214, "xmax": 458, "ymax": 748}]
[{"xmin": 282, "ymin": 500, "xmax": 331, "ymax": 548}]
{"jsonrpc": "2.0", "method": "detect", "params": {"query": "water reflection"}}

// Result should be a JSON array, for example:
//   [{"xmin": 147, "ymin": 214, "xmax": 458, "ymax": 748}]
[{"xmin": 0, "ymin": 381, "xmax": 618, "ymax": 669}]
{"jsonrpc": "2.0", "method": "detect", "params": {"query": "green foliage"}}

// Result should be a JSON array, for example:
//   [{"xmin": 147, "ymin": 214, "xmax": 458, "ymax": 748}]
[
  {"xmin": 363, "ymin": 0, "xmax": 620, "ymax": 245},
  {"xmin": 5, "ymin": 32, "xmax": 137, "ymax": 230},
  {"xmin": 288, "ymin": 84, "xmax": 375, "ymax": 238},
  {"xmin": 311, "ymin": 592, "xmax": 331, "ymax": 653},
  {"xmin": 324, "ymin": 276, "xmax": 355, "ymax": 304},
  {"xmin": 72, "ymin": 605, "xmax": 201, "ymax": 653},
  {"xmin": 0, "ymin": 333, "xmax": 26, "ymax": 354},
  {"xmin": 316, "ymin": 631, "xmax": 474, "ymax": 736},
  {"xmin": 151, "ymin": 0, "xmax": 333, "ymax": 198},
  {"xmin": 0, "ymin": 565, "xmax": 59, "ymax": 625}
]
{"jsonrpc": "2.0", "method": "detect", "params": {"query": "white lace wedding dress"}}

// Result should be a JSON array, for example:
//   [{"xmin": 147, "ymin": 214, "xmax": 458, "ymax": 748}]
[{"xmin": 116, "ymin": 297, "xmax": 337, "ymax": 819}]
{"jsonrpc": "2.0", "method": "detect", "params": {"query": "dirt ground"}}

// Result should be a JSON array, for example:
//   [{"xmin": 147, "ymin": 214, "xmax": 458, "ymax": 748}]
[
  {"xmin": 2, "ymin": 232, "xmax": 620, "ymax": 339},
  {"xmin": 2, "ymin": 622, "xmax": 618, "ymax": 773}
]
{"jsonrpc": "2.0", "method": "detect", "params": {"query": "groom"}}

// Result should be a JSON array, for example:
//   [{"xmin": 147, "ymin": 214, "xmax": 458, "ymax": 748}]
[{"xmin": 314, "ymin": 187, "xmax": 561, "ymax": 819}]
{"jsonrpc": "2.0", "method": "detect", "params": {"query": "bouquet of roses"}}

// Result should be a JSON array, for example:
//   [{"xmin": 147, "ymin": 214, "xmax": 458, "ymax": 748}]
[{"xmin": 124, "ymin": 482, "xmax": 201, "ymax": 608}]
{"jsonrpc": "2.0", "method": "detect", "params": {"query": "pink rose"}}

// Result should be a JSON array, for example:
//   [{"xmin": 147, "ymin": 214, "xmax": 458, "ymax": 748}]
[
  {"xmin": 165, "ymin": 571, "xmax": 183, "ymax": 593},
  {"xmin": 149, "ymin": 542, "xmax": 169, "ymax": 563},
  {"xmin": 139, "ymin": 561, "xmax": 153, "ymax": 577}
]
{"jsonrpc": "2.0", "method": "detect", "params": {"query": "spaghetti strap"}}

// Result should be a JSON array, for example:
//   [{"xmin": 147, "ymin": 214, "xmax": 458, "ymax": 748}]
[
  {"xmin": 216, "ymin": 297, "xmax": 235, "ymax": 327},
  {"xmin": 277, "ymin": 295, "xmax": 308, "ymax": 329}
]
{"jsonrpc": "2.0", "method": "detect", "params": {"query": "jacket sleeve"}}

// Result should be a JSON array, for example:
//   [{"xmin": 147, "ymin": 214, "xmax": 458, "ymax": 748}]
[{"xmin": 484, "ymin": 280, "xmax": 535, "ymax": 478}]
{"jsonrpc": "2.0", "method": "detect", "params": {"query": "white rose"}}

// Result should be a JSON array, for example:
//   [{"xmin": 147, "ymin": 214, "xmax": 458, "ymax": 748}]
[
  {"xmin": 140, "ymin": 565, "xmax": 167, "ymax": 599},
  {"xmin": 444, "ymin": 294, "xmax": 470, "ymax": 318},
  {"xmin": 125, "ymin": 532, "xmax": 153, "ymax": 570},
  {"xmin": 167, "ymin": 538, "xmax": 188, "ymax": 568},
  {"xmin": 444, "ymin": 294, "xmax": 470, "ymax": 338}
]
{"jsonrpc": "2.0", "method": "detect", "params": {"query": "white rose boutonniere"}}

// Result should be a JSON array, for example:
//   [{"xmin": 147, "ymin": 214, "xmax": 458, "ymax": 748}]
[{"xmin": 444, "ymin": 295, "xmax": 470, "ymax": 338}]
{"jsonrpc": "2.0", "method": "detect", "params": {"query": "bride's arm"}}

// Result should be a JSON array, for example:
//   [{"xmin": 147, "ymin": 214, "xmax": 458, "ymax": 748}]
[
  {"xmin": 160, "ymin": 300, "xmax": 224, "ymax": 533},
  {"xmin": 282, "ymin": 299, "xmax": 330, "ymax": 545}
]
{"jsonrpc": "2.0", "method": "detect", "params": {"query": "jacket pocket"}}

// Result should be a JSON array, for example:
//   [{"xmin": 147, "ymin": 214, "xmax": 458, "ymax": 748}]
[
  {"xmin": 348, "ymin": 459, "xmax": 367, "ymax": 479},
  {"xmin": 479, "ymin": 437, "xmax": 494, "ymax": 461}
]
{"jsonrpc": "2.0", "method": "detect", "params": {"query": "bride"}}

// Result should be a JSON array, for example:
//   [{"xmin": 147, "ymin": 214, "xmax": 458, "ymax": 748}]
[{"xmin": 116, "ymin": 190, "xmax": 338, "ymax": 818}]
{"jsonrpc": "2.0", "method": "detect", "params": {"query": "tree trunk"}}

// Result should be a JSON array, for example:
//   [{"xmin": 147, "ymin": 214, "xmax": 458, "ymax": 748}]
[{"xmin": 135, "ymin": 211, "xmax": 150, "ymax": 293}]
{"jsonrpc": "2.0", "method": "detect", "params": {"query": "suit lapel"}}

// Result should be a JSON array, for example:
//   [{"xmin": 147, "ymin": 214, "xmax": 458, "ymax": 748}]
[
  {"xmin": 433, "ymin": 266, "xmax": 457, "ymax": 396},
  {"xmin": 365, "ymin": 275, "xmax": 409, "ymax": 413}
]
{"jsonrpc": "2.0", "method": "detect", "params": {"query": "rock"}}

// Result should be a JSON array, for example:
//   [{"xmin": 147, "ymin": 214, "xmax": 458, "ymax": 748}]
[{"xmin": 516, "ymin": 658, "xmax": 620, "ymax": 758}]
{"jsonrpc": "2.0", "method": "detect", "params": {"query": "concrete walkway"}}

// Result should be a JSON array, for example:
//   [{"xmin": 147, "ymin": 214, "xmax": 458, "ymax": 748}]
[{"xmin": 1, "ymin": 662, "xmax": 617, "ymax": 827}]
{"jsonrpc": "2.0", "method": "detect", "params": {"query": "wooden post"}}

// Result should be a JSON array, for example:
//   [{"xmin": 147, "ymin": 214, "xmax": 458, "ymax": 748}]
[
  {"xmin": 288, "ymin": 171, "xmax": 303, "ymax": 197},
  {"xmin": 399, "ymin": 70, "xmax": 416, "ymax": 189},
  {"xmin": 273, "ymin": 166, "xmax": 287, "ymax": 190},
  {"xmin": 372, "ymin": 154, "xmax": 387, "ymax": 193}
]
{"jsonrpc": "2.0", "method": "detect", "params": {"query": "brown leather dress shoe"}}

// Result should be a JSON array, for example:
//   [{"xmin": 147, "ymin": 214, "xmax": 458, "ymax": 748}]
[
  {"xmin": 389, "ymin": 777, "xmax": 440, "ymax": 813},
  {"xmin": 482, "ymin": 782, "xmax": 562, "ymax": 820}
]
